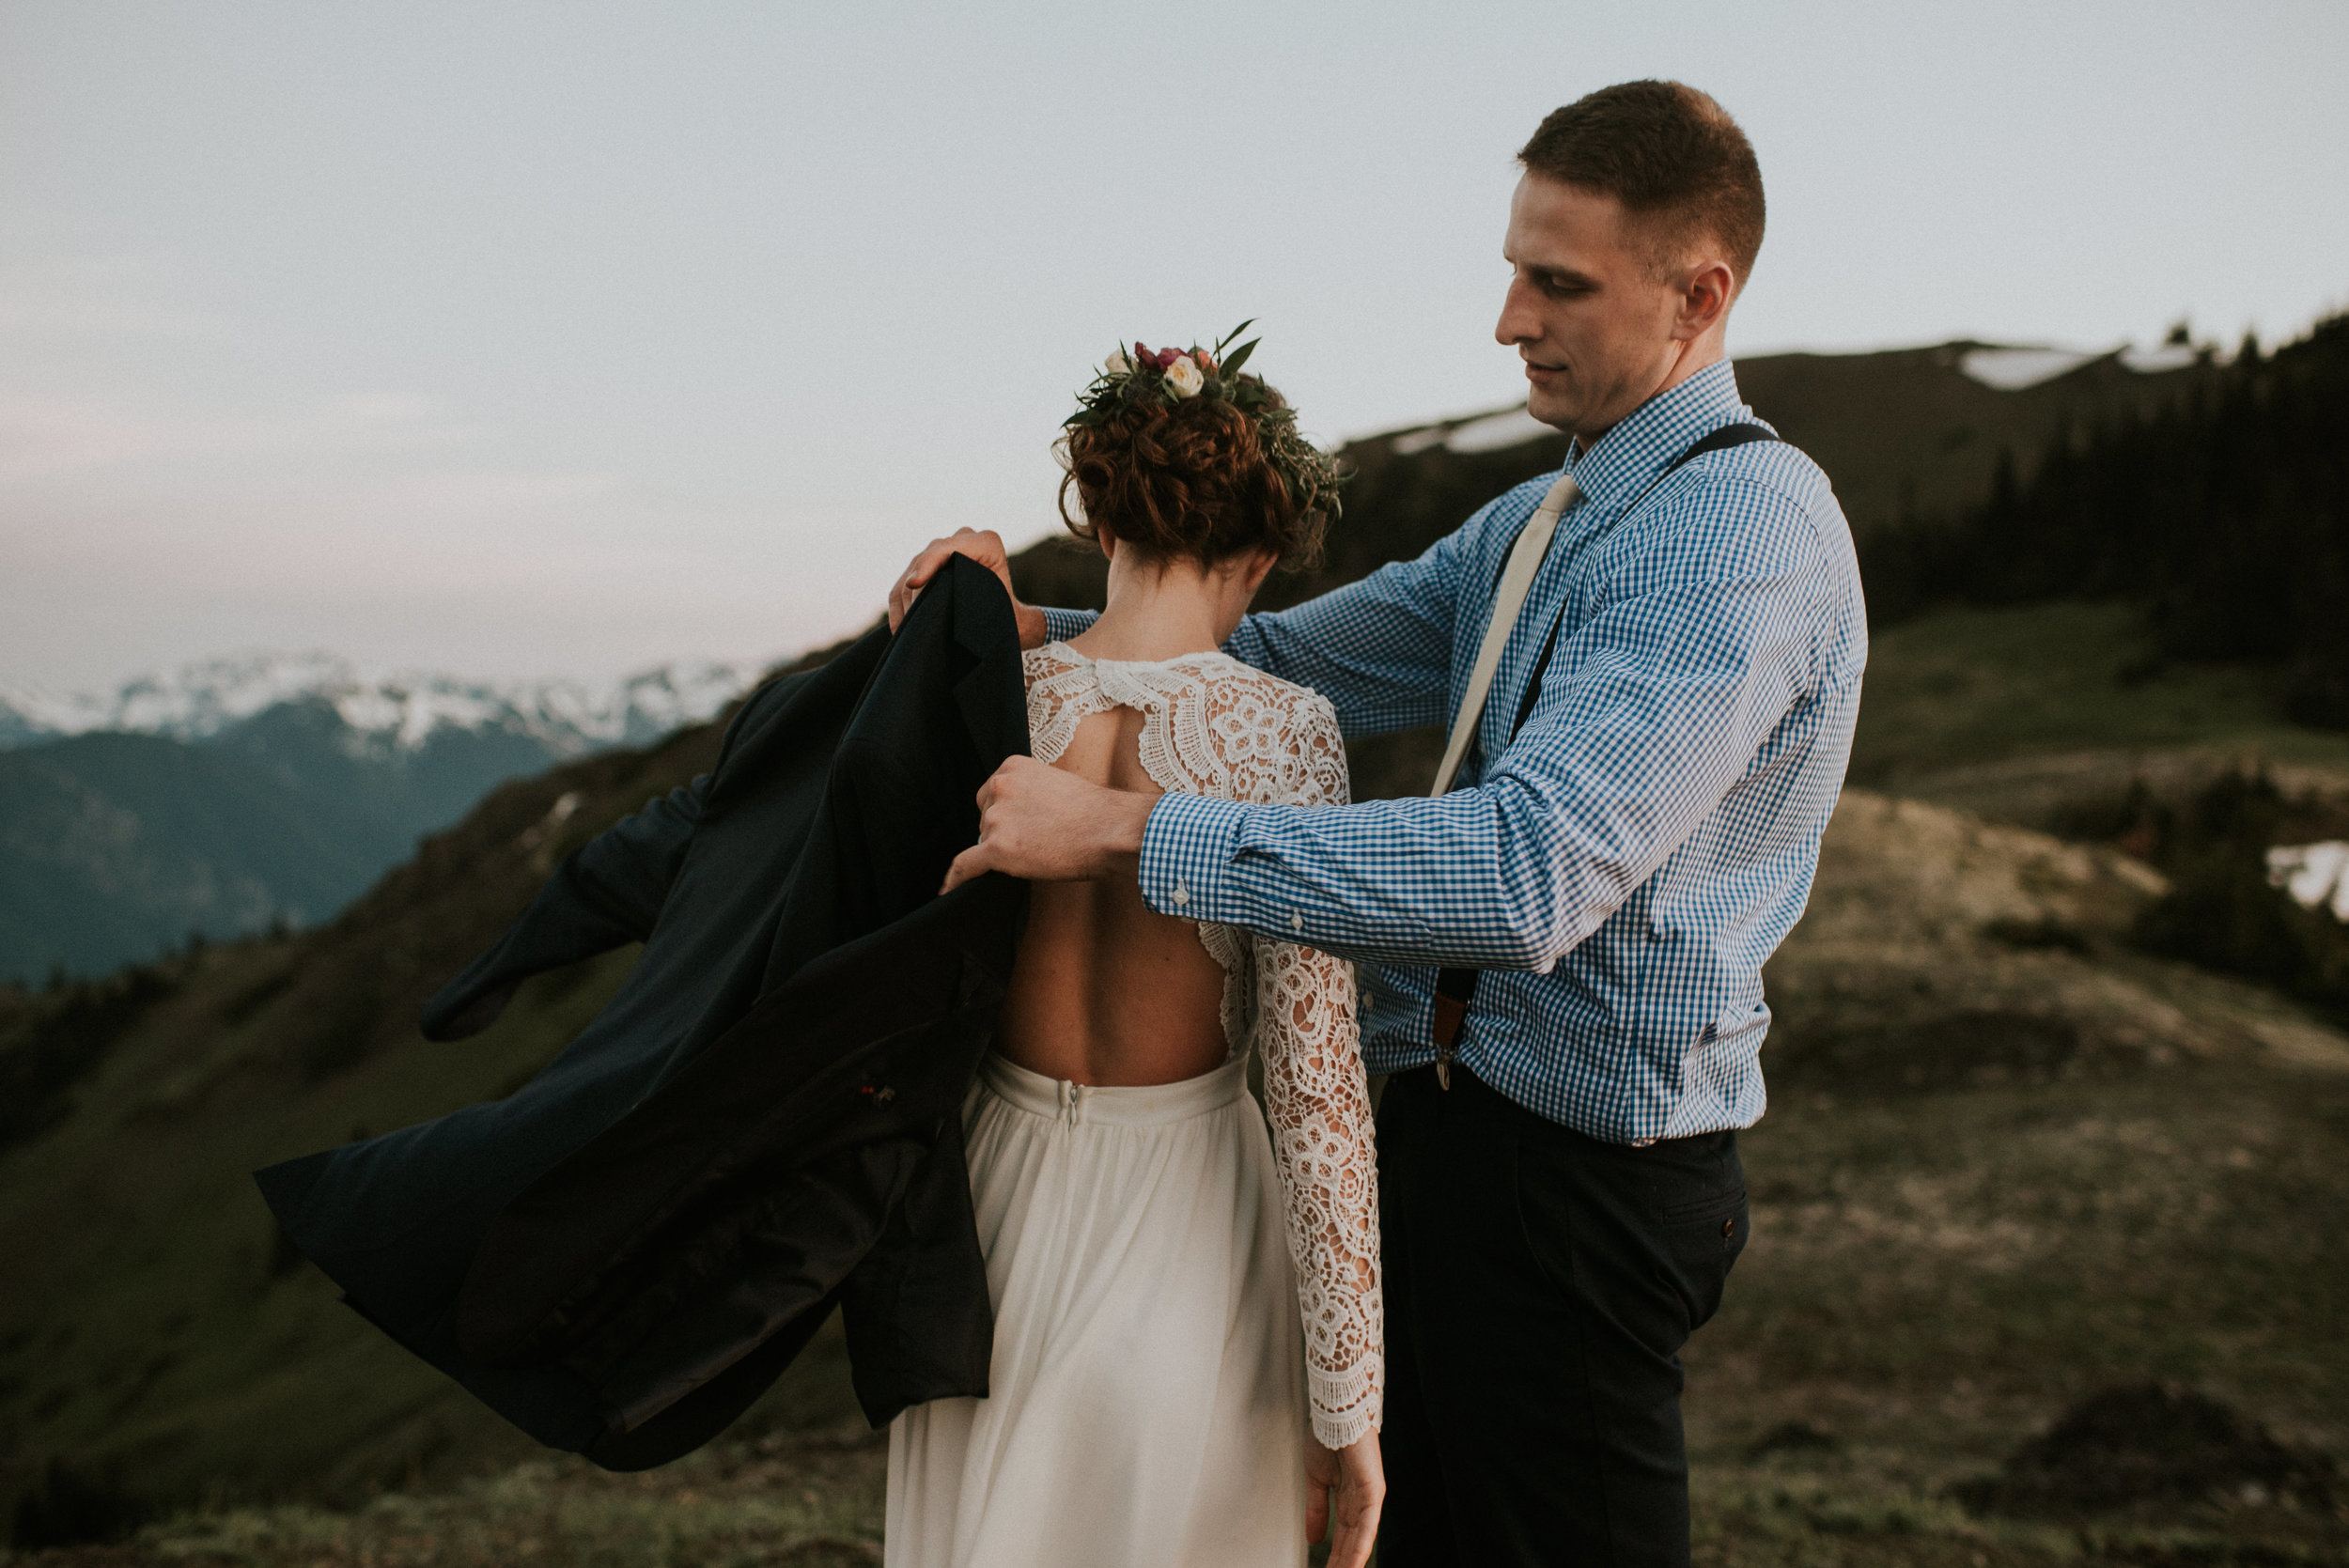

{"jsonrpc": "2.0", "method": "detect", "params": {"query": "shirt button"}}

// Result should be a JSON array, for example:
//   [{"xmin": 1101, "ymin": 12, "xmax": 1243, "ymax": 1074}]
[
  {"xmin": 1171, "ymin": 883, "xmax": 1190, "ymax": 908},
  {"xmin": 1290, "ymin": 913, "xmax": 1304, "ymax": 931}
]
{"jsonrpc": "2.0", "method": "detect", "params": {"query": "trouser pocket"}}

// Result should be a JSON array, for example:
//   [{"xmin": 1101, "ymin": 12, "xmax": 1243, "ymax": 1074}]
[{"xmin": 1658, "ymin": 1176, "xmax": 1748, "ymax": 1331}]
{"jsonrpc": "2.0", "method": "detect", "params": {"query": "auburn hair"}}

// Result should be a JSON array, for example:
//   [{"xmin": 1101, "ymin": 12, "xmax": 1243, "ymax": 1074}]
[
  {"xmin": 1518, "ymin": 80, "xmax": 1766, "ymax": 288},
  {"xmin": 1056, "ymin": 385, "xmax": 1330, "ymax": 571}
]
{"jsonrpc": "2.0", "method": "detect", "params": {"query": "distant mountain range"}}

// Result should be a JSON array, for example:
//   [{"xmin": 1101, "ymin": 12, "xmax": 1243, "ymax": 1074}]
[
  {"xmin": 0, "ymin": 652, "xmax": 767, "ymax": 983},
  {"xmin": 0, "ymin": 650, "xmax": 756, "ymax": 753}
]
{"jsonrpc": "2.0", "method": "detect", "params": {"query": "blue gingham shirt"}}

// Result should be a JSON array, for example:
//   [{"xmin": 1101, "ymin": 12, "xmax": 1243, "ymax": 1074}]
[{"xmin": 1043, "ymin": 360, "xmax": 1866, "ymax": 1141}]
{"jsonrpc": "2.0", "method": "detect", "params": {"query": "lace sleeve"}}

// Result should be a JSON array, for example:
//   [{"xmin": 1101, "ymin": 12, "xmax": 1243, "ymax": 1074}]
[{"xmin": 1252, "ymin": 691, "xmax": 1383, "ymax": 1449}]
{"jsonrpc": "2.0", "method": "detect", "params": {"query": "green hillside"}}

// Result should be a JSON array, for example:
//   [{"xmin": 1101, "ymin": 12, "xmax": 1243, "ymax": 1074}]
[
  {"xmin": 10, "ymin": 787, "xmax": 2346, "ymax": 1565},
  {"xmin": 0, "ymin": 734, "xmax": 377, "ymax": 981}
]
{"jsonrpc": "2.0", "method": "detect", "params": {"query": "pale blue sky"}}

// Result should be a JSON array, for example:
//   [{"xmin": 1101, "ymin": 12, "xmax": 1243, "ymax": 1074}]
[{"xmin": 4, "ymin": 1, "xmax": 2343, "ymax": 690}]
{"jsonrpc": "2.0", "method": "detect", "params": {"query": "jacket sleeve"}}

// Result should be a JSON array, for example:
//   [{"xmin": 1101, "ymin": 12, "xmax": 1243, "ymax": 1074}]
[{"xmin": 419, "ymin": 778, "xmax": 708, "ymax": 1040}]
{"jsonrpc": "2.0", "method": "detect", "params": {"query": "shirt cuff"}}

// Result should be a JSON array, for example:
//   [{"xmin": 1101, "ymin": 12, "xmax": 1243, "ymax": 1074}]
[
  {"xmin": 1139, "ymin": 792, "xmax": 1249, "ymax": 921},
  {"xmin": 1040, "ymin": 606, "xmax": 1098, "ymax": 644}
]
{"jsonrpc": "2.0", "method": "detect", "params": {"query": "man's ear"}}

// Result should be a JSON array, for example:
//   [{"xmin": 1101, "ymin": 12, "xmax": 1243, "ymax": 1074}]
[{"xmin": 1674, "ymin": 256, "xmax": 1736, "ymax": 342}]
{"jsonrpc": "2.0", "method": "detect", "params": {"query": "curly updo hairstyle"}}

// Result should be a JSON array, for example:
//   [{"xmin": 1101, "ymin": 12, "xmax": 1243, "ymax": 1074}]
[{"xmin": 1056, "ymin": 376, "xmax": 1337, "ymax": 573}]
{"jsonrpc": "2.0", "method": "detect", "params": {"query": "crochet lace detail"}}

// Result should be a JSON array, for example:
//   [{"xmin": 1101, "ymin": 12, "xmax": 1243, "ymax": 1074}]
[{"xmin": 1023, "ymin": 641, "xmax": 1383, "ymax": 1449}]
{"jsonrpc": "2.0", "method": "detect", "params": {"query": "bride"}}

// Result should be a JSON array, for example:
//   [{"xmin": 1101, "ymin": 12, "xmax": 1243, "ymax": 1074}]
[{"xmin": 882, "ymin": 333, "xmax": 1385, "ymax": 1568}]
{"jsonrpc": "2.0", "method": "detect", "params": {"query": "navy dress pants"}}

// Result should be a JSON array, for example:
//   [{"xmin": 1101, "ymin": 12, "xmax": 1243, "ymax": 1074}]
[{"xmin": 1373, "ymin": 1065, "xmax": 1749, "ymax": 1567}]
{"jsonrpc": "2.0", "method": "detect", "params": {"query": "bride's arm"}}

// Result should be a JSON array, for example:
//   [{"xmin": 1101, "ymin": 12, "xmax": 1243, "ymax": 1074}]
[
  {"xmin": 1255, "ymin": 928, "xmax": 1384, "ymax": 1451},
  {"xmin": 1252, "ymin": 686, "xmax": 1383, "ymax": 1452}
]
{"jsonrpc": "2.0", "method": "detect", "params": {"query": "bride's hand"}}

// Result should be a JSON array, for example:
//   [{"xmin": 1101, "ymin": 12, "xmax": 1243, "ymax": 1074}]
[
  {"xmin": 888, "ymin": 527, "xmax": 1047, "ymax": 647},
  {"xmin": 1305, "ymin": 1430, "xmax": 1385, "ymax": 1568}
]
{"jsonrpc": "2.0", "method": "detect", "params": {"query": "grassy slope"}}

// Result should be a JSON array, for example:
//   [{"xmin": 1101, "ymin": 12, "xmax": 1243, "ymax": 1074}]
[
  {"xmin": 1683, "ymin": 791, "xmax": 2349, "ymax": 1562},
  {"xmin": 1852, "ymin": 600, "xmax": 2349, "ymax": 828},
  {"xmin": 13, "ymin": 792, "xmax": 2347, "ymax": 1566}
]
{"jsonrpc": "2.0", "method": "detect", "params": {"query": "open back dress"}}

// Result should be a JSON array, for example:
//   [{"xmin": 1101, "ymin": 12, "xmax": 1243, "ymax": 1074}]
[{"xmin": 884, "ymin": 642, "xmax": 1384, "ymax": 1568}]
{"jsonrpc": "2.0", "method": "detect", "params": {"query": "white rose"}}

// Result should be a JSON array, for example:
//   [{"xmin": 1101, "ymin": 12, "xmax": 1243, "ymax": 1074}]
[
  {"xmin": 1164, "ymin": 356, "xmax": 1205, "ymax": 398},
  {"xmin": 1105, "ymin": 349, "xmax": 1135, "ymax": 376}
]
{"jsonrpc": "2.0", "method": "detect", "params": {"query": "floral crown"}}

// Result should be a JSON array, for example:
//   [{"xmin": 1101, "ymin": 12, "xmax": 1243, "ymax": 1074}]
[{"xmin": 1065, "ymin": 320, "xmax": 1344, "ymax": 531}]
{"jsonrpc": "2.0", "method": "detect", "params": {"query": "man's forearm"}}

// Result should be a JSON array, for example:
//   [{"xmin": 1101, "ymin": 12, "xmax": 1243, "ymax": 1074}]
[{"xmin": 1135, "ymin": 788, "xmax": 1588, "ymax": 971}]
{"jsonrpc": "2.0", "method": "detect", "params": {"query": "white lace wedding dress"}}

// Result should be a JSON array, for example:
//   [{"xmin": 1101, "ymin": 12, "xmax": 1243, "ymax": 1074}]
[{"xmin": 884, "ymin": 643, "xmax": 1384, "ymax": 1568}]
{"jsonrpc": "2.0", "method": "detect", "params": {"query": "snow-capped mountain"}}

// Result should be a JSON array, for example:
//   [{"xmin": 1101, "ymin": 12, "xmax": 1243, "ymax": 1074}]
[
  {"xmin": 0, "ymin": 649, "xmax": 768, "ymax": 755},
  {"xmin": 0, "ymin": 646, "xmax": 782, "ymax": 984}
]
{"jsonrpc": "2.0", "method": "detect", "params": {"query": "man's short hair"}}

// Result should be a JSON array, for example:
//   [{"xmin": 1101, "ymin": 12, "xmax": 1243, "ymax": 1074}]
[{"xmin": 1518, "ymin": 81, "xmax": 1765, "ymax": 289}]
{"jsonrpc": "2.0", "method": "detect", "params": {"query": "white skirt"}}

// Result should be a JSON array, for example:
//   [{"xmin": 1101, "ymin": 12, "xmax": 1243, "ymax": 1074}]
[{"xmin": 885, "ymin": 1051, "xmax": 1310, "ymax": 1568}]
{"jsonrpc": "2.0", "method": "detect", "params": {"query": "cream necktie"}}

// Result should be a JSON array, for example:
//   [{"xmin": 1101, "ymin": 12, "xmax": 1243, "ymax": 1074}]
[{"xmin": 1428, "ymin": 473, "xmax": 1581, "ymax": 797}]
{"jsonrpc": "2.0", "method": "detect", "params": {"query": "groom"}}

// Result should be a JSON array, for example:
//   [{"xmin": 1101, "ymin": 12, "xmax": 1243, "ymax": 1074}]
[{"xmin": 893, "ymin": 81, "xmax": 1864, "ymax": 1567}]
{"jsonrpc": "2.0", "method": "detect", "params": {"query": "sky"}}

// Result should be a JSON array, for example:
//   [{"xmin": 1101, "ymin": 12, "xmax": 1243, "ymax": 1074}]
[{"xmin": 3, "ymin": 1, "xmax": 2344, "ymax": 692}]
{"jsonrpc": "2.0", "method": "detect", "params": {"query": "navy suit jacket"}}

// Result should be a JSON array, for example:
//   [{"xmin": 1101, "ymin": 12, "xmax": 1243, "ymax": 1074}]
[{"xmin": 257, "ymin": 556, "xmax": 1028, "ymax": 1468}]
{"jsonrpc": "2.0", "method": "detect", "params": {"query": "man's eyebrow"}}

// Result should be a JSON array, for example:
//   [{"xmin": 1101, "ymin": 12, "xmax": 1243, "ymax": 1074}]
[{"xmin": 1524, "ymin": 263, "xmax": 1599, "ymax": 288}]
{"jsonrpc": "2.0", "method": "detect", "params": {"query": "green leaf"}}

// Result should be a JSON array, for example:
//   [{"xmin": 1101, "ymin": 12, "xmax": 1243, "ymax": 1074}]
[
  {"xmin": 1219, "ymin": 337, "xmax": 1259, "ymax": 379},
  {"xmin": 1214, "ymin": 318, "xmax": 1255, "ymax": 356}
]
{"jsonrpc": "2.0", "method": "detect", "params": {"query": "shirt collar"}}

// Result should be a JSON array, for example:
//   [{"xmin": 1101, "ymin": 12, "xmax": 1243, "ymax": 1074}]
[{"xmin": 1562, "ymin": 358, "xmax": 1753, "ymax": 510}]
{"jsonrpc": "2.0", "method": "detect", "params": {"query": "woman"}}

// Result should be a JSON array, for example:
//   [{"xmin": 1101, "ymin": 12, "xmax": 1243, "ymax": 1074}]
[{"xmin": 883, "ymin": 333, "xmax": 1385, "ymax": 1567}]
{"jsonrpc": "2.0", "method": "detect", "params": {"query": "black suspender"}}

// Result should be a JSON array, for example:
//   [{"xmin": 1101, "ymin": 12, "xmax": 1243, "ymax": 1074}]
[{"xmin": 1428, "ymin": 422, "xmax": 1780, "ymax": 1081}]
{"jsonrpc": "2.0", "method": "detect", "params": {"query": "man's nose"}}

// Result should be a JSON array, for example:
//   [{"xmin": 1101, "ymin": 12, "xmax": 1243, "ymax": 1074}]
[{"xmin": 1495, "ymin": 276, "xmax": 1536, "ymax": 347}]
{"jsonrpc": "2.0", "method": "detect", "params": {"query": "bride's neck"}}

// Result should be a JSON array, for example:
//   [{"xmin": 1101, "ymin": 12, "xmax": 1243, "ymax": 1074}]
[{"xmin": 1067, "ymin": 546, "xmax": 1249, "ymax": 662}]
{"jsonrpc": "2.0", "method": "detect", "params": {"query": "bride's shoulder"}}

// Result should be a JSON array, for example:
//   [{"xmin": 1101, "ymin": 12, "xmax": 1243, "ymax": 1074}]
[
  {"xmin": 1191, "ymin": 660, "xmax": 1348, "ymax": 804},
  {"xmin": 1196, "ymin": 659, "xmax": 1337, "ymax": 727},
  {"xmin": 1021, "ymin": 641, "xmax": 1091, "ymax": 690},
  {"xmin": 1023, "ymin": 640, "xmax": 1081, "ymax": 673}
]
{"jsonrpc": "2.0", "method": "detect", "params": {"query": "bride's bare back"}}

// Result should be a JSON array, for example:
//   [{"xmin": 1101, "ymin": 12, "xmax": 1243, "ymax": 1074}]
[{"xmin": 995, "ymin": 703, "xmax": 1231, "ymax": 1086}]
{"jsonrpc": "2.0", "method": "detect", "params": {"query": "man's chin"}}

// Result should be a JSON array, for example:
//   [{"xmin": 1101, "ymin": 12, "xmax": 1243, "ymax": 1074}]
[{"xmin": 1523, "ymin": 389, "xmax": 1578, "ymax": 435}]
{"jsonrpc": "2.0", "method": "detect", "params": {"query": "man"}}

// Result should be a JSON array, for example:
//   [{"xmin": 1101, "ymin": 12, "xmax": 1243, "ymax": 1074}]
[{"xmin": 889, "ymin": 80, "xmax": 1865, "ymax": 1568}]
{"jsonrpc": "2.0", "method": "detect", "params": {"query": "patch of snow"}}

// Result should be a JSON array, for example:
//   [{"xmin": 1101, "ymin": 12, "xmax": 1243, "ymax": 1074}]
[
  {"xmin": 111, "ymin": 650, "xmax": 358, "ymax": 738},
  {"xmin": 0, "ymin": 682, "xmax": 114, "ymax": 737},
  {"xmin": 1444, "ymin": 406, "xmax": 1556, "ymax": 454},
  {"xmin": 2119, "ymin": 343, "xmax": 2199, "ymax": 375},
  {"xmin": 1958, "ymin": 347, "xmax": 2097, "ymax": 391},
  {"xmin": 2267, "ymin": 842, "xmax": 2349, "ymax": 923}
]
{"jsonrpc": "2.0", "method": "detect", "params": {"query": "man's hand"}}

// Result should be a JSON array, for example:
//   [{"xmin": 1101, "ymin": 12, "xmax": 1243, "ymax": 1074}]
[
  {"xmin": 1306, "ymin": 1430, "xmax": 1386, "ymax": 1568},
  {"xmin": 889, "ymin": 527, "xmax": 1049, "ymax": 649},
  {"xmin": 941, "ymin": 756, "xmax": 1156, "ymax": 892}
]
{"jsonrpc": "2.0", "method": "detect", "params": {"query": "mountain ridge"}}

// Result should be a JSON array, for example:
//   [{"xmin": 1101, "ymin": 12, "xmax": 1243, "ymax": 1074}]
[{"xmin": 0, "ymin": 649, "xmax": 763, "ymax": 756}]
